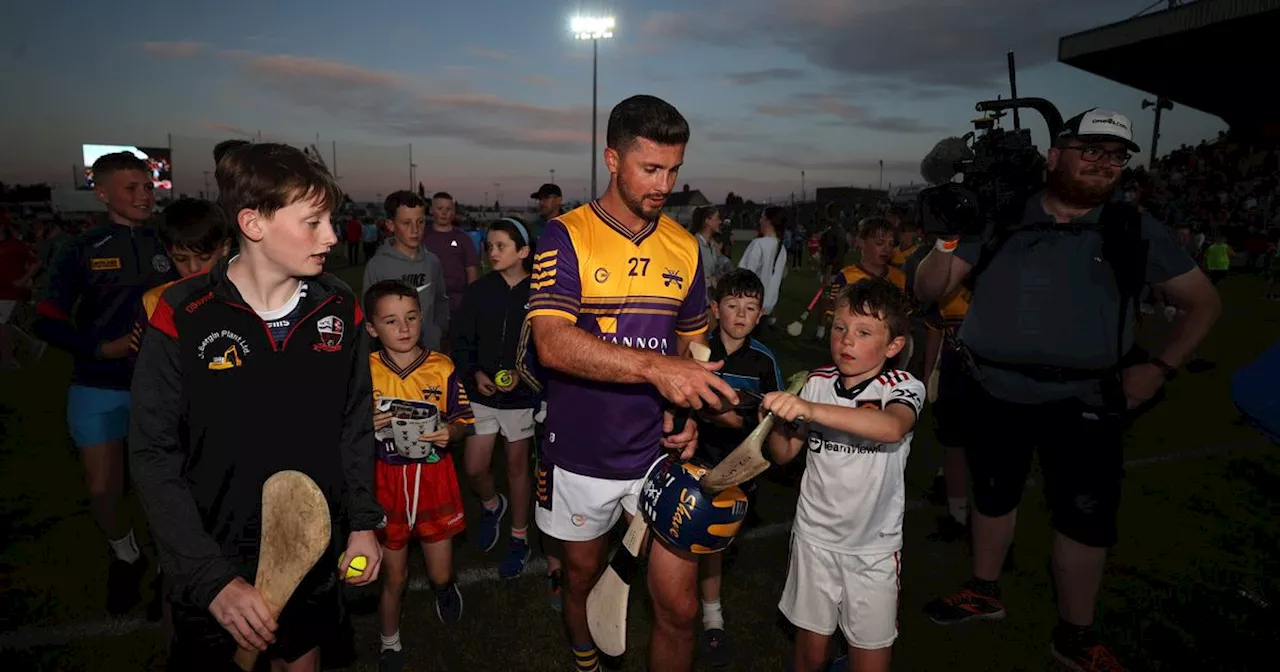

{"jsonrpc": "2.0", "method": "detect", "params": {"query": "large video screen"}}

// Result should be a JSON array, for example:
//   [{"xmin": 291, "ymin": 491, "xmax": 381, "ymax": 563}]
[{"xmin": 82, "ymin": 144, "xmax": 173, "ymax": 190}]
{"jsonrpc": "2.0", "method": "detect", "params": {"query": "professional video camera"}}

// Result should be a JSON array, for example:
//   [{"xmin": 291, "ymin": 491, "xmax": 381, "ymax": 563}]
[{"xmin": 917, "ymin": 97, "xmax": 1065, "ymax": 236}]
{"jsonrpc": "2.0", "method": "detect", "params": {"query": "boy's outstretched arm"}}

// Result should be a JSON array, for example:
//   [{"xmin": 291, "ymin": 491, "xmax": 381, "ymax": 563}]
[
  {"xmin": 808, "ymin": 402, "xmax": 917, "ymax": 445},
  {"xmin": 129, "ymin": 318, "xmax": 239, "ymax": 609}
]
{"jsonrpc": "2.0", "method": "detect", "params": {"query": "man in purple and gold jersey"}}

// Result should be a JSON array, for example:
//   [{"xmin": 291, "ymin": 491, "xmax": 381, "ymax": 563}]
[{"xmin": 527, "ymin": 95, "xmax": 738, "ymax": 672}]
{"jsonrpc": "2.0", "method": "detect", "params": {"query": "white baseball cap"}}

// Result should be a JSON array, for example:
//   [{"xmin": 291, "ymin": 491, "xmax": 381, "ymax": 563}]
[{"xmin": 1057, "ymin": 108, "xmax": 1140, "ymax": 153}]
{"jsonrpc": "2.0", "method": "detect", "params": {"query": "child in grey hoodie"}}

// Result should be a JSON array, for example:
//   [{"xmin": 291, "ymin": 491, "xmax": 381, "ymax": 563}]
[{"xmin": 363, "ymin": 191, "xmax": 450, "ymax": 350}]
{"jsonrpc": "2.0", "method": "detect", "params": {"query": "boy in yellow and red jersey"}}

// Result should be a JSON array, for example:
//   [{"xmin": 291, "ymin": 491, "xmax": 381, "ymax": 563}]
[
  {"xmin": 817, "ymin": 217, "xmax": 907, "ymax": 340},
  {"xmin": 130, "ymin": 198, "xmax": 233, "ymax": 360},
  {"xmin": 889, "ymin": 211, "xmax": 919, "ymax": 269},
  {"xmin": 364, "ymin": 279, "xmax": 474, "ymax": 672}
]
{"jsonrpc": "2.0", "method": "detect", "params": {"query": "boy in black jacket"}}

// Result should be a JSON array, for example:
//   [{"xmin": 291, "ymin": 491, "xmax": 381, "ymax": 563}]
[
  {"xmin": 452, "ymin": 217, "xmax": 539, "ymax": 579},
  {"xmin": 693, "ymin": 268, "xmax": 784, "ymax": 666},
  {"xmin": 129, "ymin": 143, "xmax": 383, "ymax": 672}
]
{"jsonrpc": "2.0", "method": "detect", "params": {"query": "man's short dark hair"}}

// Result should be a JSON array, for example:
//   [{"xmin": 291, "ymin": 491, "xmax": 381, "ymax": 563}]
[
  {"xmin": 857, "ymin": 216, "xmax": 895, "ymax": 240},
  {"xmin": 713, "ymin": 268, "xmax": 765, "ymax": 304},
  {"xmin": 834, "ymin": 277, "xmax": 912, "ymax": 340},
  {"xmin": 363, "ymin": 279, "xmax": 420, "ymax": 320},
  {"xmin": 606, "ymin": 95, "xmax": 690, "ymax": 152},
  {"xmin": 384, "ymin": 191, "xmax": 426, "ymax": 219},
  {"xmin": 213, "ymin": 139, "xmax": 252, "ymax": 165},
  {"xmin": 159, "ymin": 198, "xmax": 231, "ymax": 254},
  {"xmin": 215, "ymin": 143, "xmax": 342, "ymax": 224},
  {"xmin": 92, "ymin": 152, "xmax": 150, "ymax": 182},
  {"xmin": 431, "ymin": 192, "xmax": 453, "ymax": 202}
]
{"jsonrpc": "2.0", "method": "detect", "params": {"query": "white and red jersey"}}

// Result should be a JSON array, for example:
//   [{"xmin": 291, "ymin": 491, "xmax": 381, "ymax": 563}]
[{"xmin": 793, "ymin": 366, "xmax": 925, "ymax": 555}]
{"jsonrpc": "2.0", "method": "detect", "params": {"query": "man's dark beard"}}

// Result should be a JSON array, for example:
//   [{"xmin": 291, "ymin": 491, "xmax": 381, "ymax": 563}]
[
  {"xmin": 1048, "ymin": 165, "xmax": 1118, "ymax": 208},
  {"xmin": 616, "ymin": 170, "xmax": 661, "ymax": 221}
]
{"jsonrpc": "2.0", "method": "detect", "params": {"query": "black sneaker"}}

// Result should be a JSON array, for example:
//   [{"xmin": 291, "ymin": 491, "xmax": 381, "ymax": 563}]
[
  {"xmin": 378, "ymin": 647, "xmax": 406, "ymax": 672},
  {"xmin": 435, "ymin": 582, "xmax": 463, "ymax": 624},
  {"xmin": 700, "ymin": 628, "xmax": 732, "ymax": 667},
  {"xmin": 924, "ymin": 580, "xmax": 1006, "ymax": 625},
  {"xmin": 107, "ymin": 555, "xmax": 149, "ymax": 615}
]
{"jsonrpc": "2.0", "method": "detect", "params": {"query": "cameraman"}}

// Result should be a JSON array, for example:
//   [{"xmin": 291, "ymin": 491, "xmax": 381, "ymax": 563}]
[{"xmin": 916, "ymin": 109, "xmax": 1220, "ymax": 670}]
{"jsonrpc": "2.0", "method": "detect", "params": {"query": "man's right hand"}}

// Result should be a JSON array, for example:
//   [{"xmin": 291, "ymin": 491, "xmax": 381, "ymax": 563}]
[
  {"xmin": 646, "ymin": 355, "xmax": 738, "ymax": 410},
  {"xmin": 475, "ymin": 371, "xmax": 497, "ymax": 396},
  {"xmin": 209, "ymin": 577, "xmax": 277, "ymax": 652}
]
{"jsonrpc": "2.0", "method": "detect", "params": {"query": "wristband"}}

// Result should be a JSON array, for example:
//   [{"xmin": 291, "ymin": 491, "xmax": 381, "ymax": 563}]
[{"xmin": 935, "ymin": 238, "xmax": 960, "ymax": 253}]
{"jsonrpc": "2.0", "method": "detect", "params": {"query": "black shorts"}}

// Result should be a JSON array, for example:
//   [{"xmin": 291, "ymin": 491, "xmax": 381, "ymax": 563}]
[
  {"xmin": 167, "ymin": 567, "xmax": 342, "ymax": 671},
  {"xmin": 930, "ymin": 348, "xmax": 967, "ymax": 447},
  {"xmin": 949, "ymin": 371, "xmax": 1127, "ymax": 548}
]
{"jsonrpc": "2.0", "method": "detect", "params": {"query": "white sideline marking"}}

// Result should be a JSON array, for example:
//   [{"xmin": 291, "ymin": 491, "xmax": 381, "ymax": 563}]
[{"xmin": 0, "ymin": 437, "xmax": 1266, "ymax": 652}]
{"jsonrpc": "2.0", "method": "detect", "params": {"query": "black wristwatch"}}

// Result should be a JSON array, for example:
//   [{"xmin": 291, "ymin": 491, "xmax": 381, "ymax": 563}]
[{"xmin": 1147, "ymin": 356, "xmax": 1178, "ymax": 381}]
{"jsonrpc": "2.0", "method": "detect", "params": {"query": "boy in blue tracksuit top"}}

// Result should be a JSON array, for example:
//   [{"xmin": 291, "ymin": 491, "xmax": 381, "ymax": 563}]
[{"xmin": 34, "ymin": 151, "xmax": 176, "ymax": 614}]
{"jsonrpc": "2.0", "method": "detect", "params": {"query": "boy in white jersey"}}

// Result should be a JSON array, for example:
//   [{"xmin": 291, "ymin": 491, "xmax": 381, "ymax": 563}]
[{"xmin": 762, "ymin": 277, "xmax": 924, "ymax": 672}]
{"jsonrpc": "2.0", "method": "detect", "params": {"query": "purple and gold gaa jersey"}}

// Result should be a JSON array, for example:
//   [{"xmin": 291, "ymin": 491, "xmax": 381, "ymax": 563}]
[{"xmin": 528, "ymin": 201, "xmax": 708, "ymax": 480}]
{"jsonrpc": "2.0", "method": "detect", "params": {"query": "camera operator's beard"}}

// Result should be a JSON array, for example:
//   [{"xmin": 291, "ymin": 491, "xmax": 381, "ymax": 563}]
[{"xmin": 1048, "ymin": 165, "xmax": 1119, "ymax": 208}]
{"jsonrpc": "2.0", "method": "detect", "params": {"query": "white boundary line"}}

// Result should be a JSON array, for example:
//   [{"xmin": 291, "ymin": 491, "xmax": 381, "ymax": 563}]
[{"xmin": 0, "ymin": 437, "xmax": 1266, "ymax": 652}]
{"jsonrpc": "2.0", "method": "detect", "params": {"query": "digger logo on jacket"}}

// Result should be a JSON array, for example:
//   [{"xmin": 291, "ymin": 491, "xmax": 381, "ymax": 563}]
[{"xmin": 315, "ymin": 315, "xmax": 345, "ymax": 352}]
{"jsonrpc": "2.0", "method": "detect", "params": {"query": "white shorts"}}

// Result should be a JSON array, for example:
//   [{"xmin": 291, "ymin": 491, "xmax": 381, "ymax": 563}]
[
  {"xmin": 778, "ymin": 535, "xmax": 901, "ymax": 650},
  {"xmin": 471, "ymin": 402, "xmax": 535, "ymax": 441},
  {"xmin": 534, "ymin": 465, "xmax": 646, "ymax": 542},
  {"xmin": 0, "ymin": 300, "xmax": 15, "ymax": 325}
]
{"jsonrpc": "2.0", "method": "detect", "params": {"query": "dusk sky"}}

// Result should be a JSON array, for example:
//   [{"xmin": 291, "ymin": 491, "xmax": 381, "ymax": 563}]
[{"xmin": 1, "ymin": 0, "xmax": 1225, "ymax": 205}]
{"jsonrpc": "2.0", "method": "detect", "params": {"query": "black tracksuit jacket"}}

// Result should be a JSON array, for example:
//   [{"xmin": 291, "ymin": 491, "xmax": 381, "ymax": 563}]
[
  {"xmin": 128, "ymin": 258, "xmax": 382, "ymax": 610},
  {"xmin": 450, "ymin": 272, "xmax": 537, "ymax": 410}
]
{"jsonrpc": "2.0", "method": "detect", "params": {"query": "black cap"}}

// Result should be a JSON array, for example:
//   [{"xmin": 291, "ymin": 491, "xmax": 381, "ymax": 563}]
[{"xmin": 531, "ymin": 183, "xmax": 562, "ymax": 199}]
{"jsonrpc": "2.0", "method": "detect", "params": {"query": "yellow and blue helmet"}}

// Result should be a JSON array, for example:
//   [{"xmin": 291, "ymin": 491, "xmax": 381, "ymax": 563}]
[{"xmin": 639, "ymin": 455, "xmax": 749, "ymax": 554}]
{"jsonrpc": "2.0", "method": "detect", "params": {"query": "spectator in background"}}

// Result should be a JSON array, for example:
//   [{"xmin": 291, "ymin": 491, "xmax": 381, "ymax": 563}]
[
  {"xmin": 738, "ymin": 206, "xmax": 788, "ymax": 327},
  {"xmin": 692, "ymin": 205, "xmax": 723, "ymax": 296},
  {"xmin": 346, "ymin": 216, "xmax": 363, "ymax": 265},
  {"xmin": 362, "ymin": 218, "xmax": 379, "ymax": 261},
  {"xmin": 529, "ymin": 183, "xmax": 562, "ymax": 242},
  {"xmin": 33, "ymin": 220, "xmax": 68, "ymax": 296},
  {"xmin": 423, "ymin": 192, "xmax": 480, "ymax": 319},
  {"xmin": 0, "ymin": 223, "xmax": 40, "ymax": 370}
]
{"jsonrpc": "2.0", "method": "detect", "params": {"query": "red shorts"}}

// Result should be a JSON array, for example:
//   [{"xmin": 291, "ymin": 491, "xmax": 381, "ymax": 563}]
[{"xmin": 375, "ymin": 455, "xmax": 466, "ymax": 550}]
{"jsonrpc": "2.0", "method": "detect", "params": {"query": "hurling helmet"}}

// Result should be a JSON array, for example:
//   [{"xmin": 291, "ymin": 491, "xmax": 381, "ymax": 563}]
[{"xmin": 639, "ymin": 455, "xmax": 749, "ymax": 554}]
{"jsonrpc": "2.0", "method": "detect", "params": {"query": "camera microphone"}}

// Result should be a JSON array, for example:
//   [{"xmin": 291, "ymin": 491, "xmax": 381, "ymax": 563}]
[{"xmin": 920, "ymin": 136, "xmax": 974, "ymax": 186}]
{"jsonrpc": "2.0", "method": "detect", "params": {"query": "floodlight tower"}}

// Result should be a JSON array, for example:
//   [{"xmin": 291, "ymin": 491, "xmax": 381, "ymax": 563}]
[{"xmin": 572, "ymin": 15, "xmax": 616, "ymax": 198}]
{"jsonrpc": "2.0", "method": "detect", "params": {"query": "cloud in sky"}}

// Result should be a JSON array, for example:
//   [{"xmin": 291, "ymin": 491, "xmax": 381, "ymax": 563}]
[
  {"xmin": 239, "ymin": 53, "xmax": 592, "ymax": 155},
  {"xmin": 643, "ymin": 0, "xmax": 1125, "ymax": 89},
  {"xmin": 141, "ymin": 41, "xmax": 205, "ymax": 58},
  {"xmin": 725, "ymin": 68, "xmax": 807, "ymax": 86},
  {"xmin": 755, "ymin": 92, "xmax": 947, "ymax": 134},
  {"xmin": 0, "ymin": 1, "xmax": 1228, "ymax": 203}
]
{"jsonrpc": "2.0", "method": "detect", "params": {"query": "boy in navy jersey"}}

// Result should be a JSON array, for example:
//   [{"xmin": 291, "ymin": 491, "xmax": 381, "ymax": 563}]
[{"xmin": 35, "ymin": 151, "xmax": 176, "ymax": 614}]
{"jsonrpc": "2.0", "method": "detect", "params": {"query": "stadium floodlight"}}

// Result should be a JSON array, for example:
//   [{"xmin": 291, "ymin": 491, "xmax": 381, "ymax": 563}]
[
  {"xmin": 571, "ymin": 16, "xmax": 616, "ymax": 198},
  {"xmin": 572, "ymin": 16, "xmax": 616, "ymax": 40}
]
